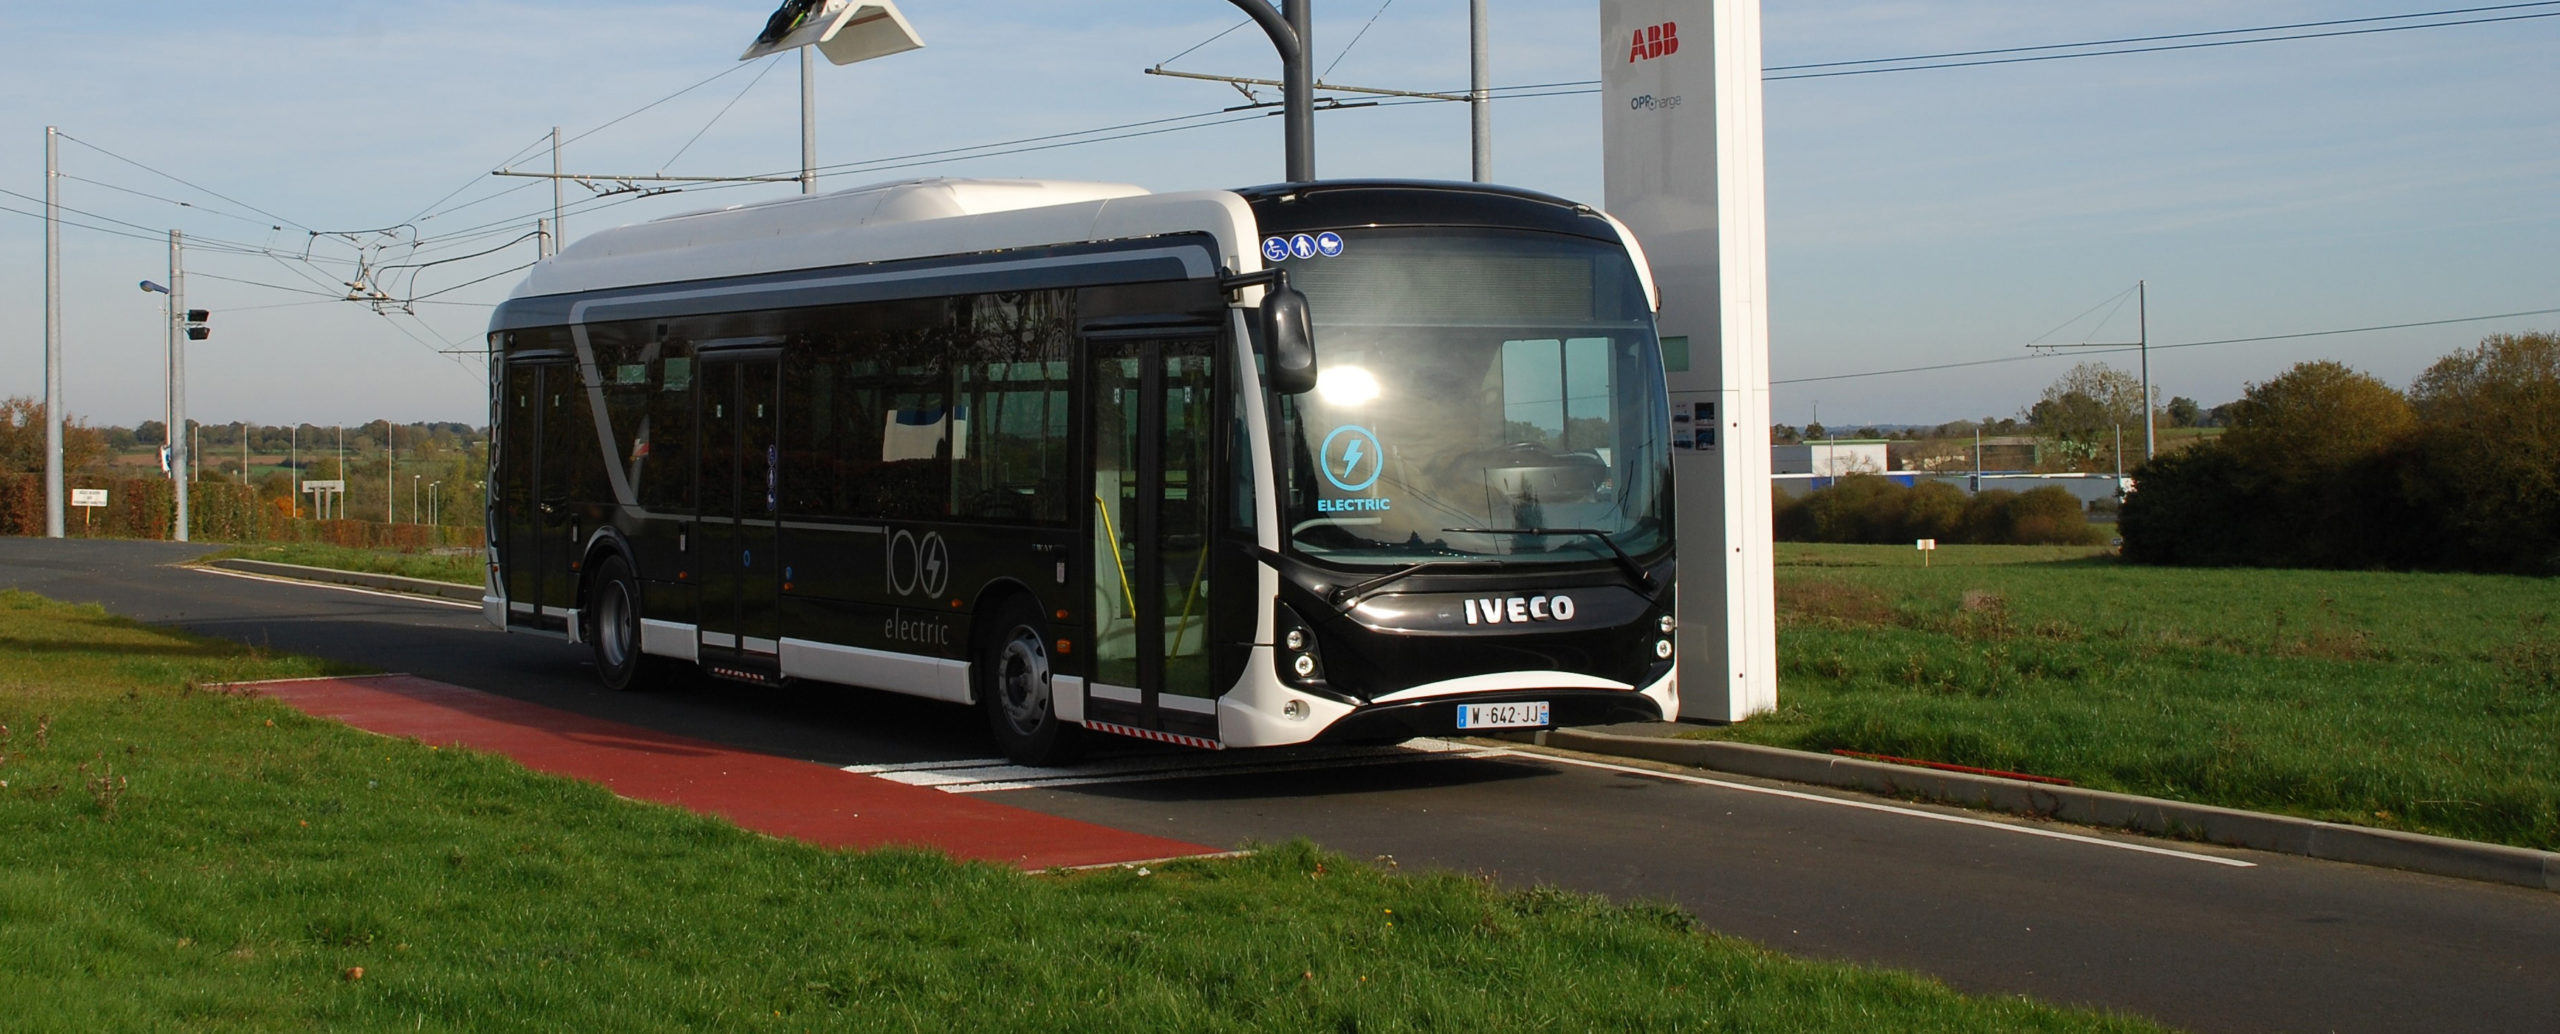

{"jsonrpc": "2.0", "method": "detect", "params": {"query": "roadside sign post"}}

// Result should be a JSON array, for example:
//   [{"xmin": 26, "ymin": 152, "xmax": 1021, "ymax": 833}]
[
  {"xmin": 72, "ymin": 488, "xmax": 106, "ymax": 530},
  {"xmin": 1917, "ymin": 538, "xmax": 1938, "ymax": 567}
]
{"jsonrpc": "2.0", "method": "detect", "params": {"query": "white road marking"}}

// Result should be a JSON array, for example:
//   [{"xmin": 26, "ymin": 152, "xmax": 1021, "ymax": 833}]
[
  {"xmin": 846, "ymin": 739, "xmax": 1501, "ymax": 793},
  {"xmin": 193, "ymin": 565, "xmax": 482, "ymax": 610},
  {"xmin": 853, "ymin": 735, "xmax": 2254, "ymax": 869},
  {"xmin": 1506, "ymin": 747, "xmax": 2258, "ymax": 869}
]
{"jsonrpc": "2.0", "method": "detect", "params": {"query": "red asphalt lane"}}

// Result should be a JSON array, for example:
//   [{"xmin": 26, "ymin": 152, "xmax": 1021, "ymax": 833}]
[{"xmin": 249, "ymin": 674, "xmax": 1215, "ymax": 870}]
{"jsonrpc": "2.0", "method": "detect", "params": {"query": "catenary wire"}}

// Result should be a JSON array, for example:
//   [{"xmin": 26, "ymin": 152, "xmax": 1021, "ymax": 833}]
[
  {"xmin": 1158, "ymin": 19, "xmax": 1254, "ymax": 68},
  {"xmin": 661, "ymin": 54, "xmax": 782, "ymax": 171},
  {"xmin": 56, "ymin": 174, "xmax": 280, "ymax": 229},
  {"xmin": 1765, "ymin": 12, "xmax": 2560, "ymax": 81},
  {"xmin": 1323, "ymin": 0, "xmax": 1399, "ymax": 80},
  {"xmin": 1774, "ymin": 307, "xmax": 2560, "ymax": 386},
  {"xmin": 406, "ymin": 130, "xmax": 559, "ymax": 225},
  {"xmin": 1765, "ymin": 1, "xmax": 2560, "ymax": 71},
  {"xmin": 55, "ymin": 131, "xmax": 315, "ymax": 234}
]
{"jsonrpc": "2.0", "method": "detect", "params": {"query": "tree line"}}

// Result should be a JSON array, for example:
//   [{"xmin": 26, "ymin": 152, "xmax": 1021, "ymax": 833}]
[
  {"xmin": 2121, "ymin": 332, "xmax": 2559, "ymax": 575},
  {"xmin": 0, "ymin": 402, "xmax": 489, "ymax": 532}
]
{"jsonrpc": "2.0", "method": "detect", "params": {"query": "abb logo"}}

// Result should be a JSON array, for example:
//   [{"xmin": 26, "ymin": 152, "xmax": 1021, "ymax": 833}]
[{"xmin": 1628, "ymin": 21, "xmax": 1679, "ymax": 62}]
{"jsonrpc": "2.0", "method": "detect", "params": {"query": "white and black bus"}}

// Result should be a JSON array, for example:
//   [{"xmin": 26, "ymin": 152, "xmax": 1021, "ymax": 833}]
[{"xmin": 486, "ymin": 177, "xmax": 1678, "ymax": 763}]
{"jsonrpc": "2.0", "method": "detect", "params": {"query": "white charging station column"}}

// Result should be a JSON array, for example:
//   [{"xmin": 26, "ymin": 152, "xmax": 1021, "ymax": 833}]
[{"xmin": 1601, "ymin": 0, "xmax": 1777, "ymax": 722}]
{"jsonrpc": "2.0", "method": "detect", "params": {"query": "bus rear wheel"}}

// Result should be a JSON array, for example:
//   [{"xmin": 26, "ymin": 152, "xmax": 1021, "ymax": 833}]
[
  {"xmin": 586, "ymin": 553, "xmax": 655, "ymax": 693},
  {"xmin": 978, "ymin": 597, "xmax": 1081, "ymax": 766}
]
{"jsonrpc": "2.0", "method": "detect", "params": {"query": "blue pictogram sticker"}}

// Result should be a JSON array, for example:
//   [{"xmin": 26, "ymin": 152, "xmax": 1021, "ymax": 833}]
[
  {"xmin": 1315, "ymin": 231, "xmax": 1344, "ymax": 257},
  {"xmin": 1262, "ymin": 236, "xmax": 1292, "ymax": 263},
  {"xmin": 1290, "ymin": 233, "xmax": 1318, "ymax": 260},
  {"xmin": 1319, "ymin": 425, "xmax": 1384, "ymax": 492}
]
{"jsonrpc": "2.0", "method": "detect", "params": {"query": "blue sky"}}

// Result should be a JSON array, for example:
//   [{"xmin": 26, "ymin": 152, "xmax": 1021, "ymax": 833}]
[{"xmin": 2, "ymin": 1, "xmax": 2553, "ymax": 429}]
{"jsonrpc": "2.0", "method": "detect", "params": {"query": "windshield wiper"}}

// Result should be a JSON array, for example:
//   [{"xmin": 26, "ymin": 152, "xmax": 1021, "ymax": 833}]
[
  {"xmin": 1442, "ymin": 527, "xmax": 1658, "ymax": 592},
  {"xmin": 1326, "ymin": 560, "xmax": 1476, "ymax": 613}
]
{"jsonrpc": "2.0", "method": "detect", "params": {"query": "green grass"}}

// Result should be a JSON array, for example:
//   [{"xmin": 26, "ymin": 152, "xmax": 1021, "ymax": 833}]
[
  {"xmin": 1688, "ymin": 543, "xmax": 2560, "ymax": 850},
  {"xmin": 202, "ymin": 542, "xmax": 481, "ymax": 586},
  {"xmin": 0, "ymin": 589, "xmax": 2165, "ymax": 1032}
]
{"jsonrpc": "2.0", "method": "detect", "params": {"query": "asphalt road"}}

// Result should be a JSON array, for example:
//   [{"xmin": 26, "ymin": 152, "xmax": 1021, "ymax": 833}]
[{"xmin": 5, "ymin": 537, "xmax": 2555, "ymax": 1034}]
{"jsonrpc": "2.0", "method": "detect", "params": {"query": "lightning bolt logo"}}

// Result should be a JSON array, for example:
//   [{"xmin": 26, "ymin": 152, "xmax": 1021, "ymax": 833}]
[
  {"xmin": 919, "ymin": 533, "xmax": 950, "ymax": 597},
  {"xmin": 1320, "ymin": 426, "xmax": 1384, "ymax": 492}
]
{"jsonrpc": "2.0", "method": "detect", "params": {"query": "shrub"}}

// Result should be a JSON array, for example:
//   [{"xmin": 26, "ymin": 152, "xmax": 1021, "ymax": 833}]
[{"xmin": 1775, "ymin": 477, "xmax": 2103, "ymax": 546}]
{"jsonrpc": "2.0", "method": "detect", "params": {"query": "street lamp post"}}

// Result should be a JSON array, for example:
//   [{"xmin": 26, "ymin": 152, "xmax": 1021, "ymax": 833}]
[{"xmin": 138, "ymin": 252, "xmax": 188, "ymax": 542}]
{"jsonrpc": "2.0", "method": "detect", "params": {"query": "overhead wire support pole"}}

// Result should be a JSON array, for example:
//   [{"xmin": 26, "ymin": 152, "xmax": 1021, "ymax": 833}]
[
  {"xmin": 1225, "ymin": 0, "xmax": 1316, "ymax": 182},
  {"xmin": 2139, "ymin": 280, "xmax": 2153, "ymax": 460},
  {"xmin": 801, "ymin": 47, "xmax": 818, "ymax": 194},
  {"xmin": 44, "ymin": 126, "xmax": 63, "ymax": 538},
  {"xmin": 170, "ymin": 231, "xmax": 189, "ymax": 542},
  {"xmin": 550, "ymin": 127, "xmax": 563, "ymax": 256},
  {"xmin": 1470, "ymin": 0, "xmax": 1490, "ymax": 182},
  {"xmin": 2026, "ymin": 279, "xmax": 2153, "ymax": 466}
]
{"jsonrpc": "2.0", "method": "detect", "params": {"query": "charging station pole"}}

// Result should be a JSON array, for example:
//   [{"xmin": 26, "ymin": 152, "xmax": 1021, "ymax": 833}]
[{"xmin": 1602, "ymin": 0, "xmax": 1777, "ymax": 722}]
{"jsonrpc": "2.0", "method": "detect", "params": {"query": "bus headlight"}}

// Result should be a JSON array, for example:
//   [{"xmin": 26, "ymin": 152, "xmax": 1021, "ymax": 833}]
[{"xmin": 1275, "ymin": 604, "xmax": 1326, "ymax": 686}]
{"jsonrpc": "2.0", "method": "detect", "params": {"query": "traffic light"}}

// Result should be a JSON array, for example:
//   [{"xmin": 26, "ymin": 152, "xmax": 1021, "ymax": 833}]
[{"xmin": 185, "ymin": 309, "xmax": 210, "ymax": 341}]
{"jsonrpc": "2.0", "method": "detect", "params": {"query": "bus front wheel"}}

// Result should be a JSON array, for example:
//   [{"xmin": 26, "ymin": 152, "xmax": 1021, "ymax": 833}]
[{"xmin": 978, "ymin": 596, "xmax": 1081, "ymax": 766}]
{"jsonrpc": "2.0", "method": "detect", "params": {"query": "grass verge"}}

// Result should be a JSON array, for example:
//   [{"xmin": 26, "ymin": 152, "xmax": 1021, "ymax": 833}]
[
  {"xmin": 0, "ymin": 588, "xmax": 2164, "ymax": 1032},
  {"xmin": 1686, "ymin": 543, "xmax": 2560, "ymax": 850},
  {"xmin": 201, "ymin": 542, "xmax": 480, "ymax": 586}
]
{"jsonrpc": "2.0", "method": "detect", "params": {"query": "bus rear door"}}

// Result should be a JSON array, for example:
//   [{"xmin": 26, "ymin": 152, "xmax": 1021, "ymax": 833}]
[
  {"xmin": 697, "ymin": 349, "xmax": 784, "ymax": 679},
  {"xmin": 499, "ymin": 355, "xmax": 574, "ymax": 632}
]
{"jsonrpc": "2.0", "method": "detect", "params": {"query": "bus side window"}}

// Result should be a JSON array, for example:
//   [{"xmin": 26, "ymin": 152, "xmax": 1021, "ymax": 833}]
[
  {"xmin": 952, "ymin": 290, "xmax": 1071, "ymax": 524},
  {"xmin": 844, "ymin": 298, "xmax": 950, "ymax": 521}
]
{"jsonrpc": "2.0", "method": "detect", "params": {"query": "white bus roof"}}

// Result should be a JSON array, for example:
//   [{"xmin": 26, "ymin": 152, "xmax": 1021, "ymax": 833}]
[{"xmin": 508, "ymin": 177, "xmax": 1263, "ymax": 300}]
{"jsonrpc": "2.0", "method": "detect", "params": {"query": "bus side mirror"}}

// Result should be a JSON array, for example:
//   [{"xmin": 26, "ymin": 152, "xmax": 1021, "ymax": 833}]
[{"xmin": 1262, "ymin": 285, "xmax": 1317, "ymax": 395}]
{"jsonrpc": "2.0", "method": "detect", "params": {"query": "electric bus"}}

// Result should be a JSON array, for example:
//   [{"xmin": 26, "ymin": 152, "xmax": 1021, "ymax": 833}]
[{"xmin": 485, "ymin": 177, "xmax": 1678, "ymax": 764}]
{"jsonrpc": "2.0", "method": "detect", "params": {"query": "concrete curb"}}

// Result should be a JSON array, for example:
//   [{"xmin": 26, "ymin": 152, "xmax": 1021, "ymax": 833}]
[
  {"xmin": 1519, "ymin": 728, "xmax": 2560, "ymax": 894},
  {"xmin": 204, "ymin": 558, "xmax": 483, "ymax": 604}
]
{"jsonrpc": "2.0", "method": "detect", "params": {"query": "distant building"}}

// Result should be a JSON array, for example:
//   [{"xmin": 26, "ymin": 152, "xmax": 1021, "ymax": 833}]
[{"xmin": 1771, "ymin": 439, "xmax": 1889, "ymax": 476}]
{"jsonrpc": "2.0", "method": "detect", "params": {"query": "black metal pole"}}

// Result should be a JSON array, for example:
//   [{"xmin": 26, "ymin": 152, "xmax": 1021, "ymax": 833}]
[{"xmin": 1228, "ymin": 0, "xmax": 1315, "ymax": 181}]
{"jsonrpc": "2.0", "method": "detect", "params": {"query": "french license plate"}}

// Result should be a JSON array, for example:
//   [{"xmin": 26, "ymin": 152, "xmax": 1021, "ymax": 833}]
[{"xmin": 1456, "ymin": 701, "xmax": 1550, "ymax": 730}]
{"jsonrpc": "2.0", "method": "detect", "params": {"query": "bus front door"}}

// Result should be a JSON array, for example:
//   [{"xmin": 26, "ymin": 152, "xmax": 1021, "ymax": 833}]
[
  {"xmin": 500, "ymin": 357, "xmax": 572, "ymax": 633},
  {"xmin": 1088, "ymin": 334, "xmax": 1219, "ymax": 741},
  {"xmin": 697, "ymin": 353, "xmax": 783, "ymax": 679}
]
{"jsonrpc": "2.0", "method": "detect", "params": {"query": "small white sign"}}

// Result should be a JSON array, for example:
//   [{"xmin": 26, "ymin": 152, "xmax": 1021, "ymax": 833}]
[
  {"xmin": 71, "ymin": 488, "xmax": 108, "ymax": 508},
  {"xmin": 1916, "ymin": 539, "xmax": 1937, "ymax": 550}
]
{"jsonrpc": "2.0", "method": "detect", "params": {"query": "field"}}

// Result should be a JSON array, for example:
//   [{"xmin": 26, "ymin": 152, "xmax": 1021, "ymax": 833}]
[
  {"xmin": 1689, "ymin": 543, "xmax": 2560, "ymax": 850},
  {"xmin": 0, "ymin": 589, "xmax": 2163, "ymax": 1032}
]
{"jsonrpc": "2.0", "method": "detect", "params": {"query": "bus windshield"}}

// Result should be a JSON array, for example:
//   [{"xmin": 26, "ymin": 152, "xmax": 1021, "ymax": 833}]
[{"xmin": 1272, "ymin": 228, "xmax": 1671, "ymax": 568}]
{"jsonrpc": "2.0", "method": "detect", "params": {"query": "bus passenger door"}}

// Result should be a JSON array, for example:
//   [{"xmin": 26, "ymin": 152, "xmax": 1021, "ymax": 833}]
[
  {"xmin": 1087, "ymin": 334, "xmax": 1219, "ymax": 740},
  {"xmin": 697, "ymin": 353, "xmax": 783, "ymax": 678},
  {"xmin": 500, "ymin": 357, "xmax": 570, "ymax": 632}
]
